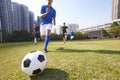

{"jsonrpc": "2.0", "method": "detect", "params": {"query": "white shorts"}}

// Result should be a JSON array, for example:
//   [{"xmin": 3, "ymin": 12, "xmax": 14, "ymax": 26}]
[
  {"xmin": 40, "ymin": 23, "xmax": 52, "ymax": 36},
  {"xmin": 71, "ymin": 36, "xmax": 74, "ymax": 39}
]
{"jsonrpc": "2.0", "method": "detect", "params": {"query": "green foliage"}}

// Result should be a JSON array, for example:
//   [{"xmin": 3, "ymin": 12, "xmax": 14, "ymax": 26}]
[
  {"xmin": 82, "ymin": 32, "xmax": 88, "ymax": 39},
  {"xmin": 102, "ymin": 28, "xmax": 109, "ymax": 37},
  {"xmin": 50, "ymin": 33, "xmax": 62, "ymax": 41},
  {"xmin": 10, "ymin": 30, "xmax": 33, "ymax": 42},
  {"xmin": 0, "ymin": 30, "xmax": 34, "ymax": 42},
  {"xmin": 10, "ymin": 31, "xmax": 21, "ymax": 41},
  {"xmin": 1, "ymin": 30, "xmax": 90, "ymax": 42},
  {"xmin": 74, "ymin": 32, "xmax": 82, "ymax": 40},
  {"xmin": 109, "ymin": 22, "xmax": 120, "ymax": 38},
  {"xmin": 110, "ymin": 22, "xmax": 119, "ymax": 27},
  {"xmin": 1, "ymin": 29, "xmax": 11, "ymax": 42},
  {"xmin": 20, "ymin": 30, "xmax": 33, "ymax": 41}
]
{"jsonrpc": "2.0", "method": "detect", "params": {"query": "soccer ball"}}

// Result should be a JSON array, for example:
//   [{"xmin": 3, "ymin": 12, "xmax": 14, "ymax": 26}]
[{"xmin": 21, "ymin": 50, "xmax": 47, "ymax": 76}]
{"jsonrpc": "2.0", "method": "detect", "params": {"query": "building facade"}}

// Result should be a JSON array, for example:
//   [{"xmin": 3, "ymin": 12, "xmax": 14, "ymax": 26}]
[
  {"xmin": 12, "ymin": 2, "xmax": 21, "ymax": 31},
  {"xmin": 112, "ymin": 0, "xmax": 120, "ymax": 20},
  {"xmin": 0, "ymin": 0, "xmax": 13, "ymax": 33},
  {"xmin": 20, "ymin": 4, "xmax": 30, "ymax": 32},
  {"xmin": 12, "ymin": 3, "xmax": 35, "ymax": 33},
  {"xmin": 0, "ymin": 18, "xmax": 1, "ymax": 30},
  {"xmin": 0, "ymin": 0, "xmax": 35, "ymax": 35},
  {"xmin": 79, "ymin": 22, "xmax": 111, "ymax": 33},
  {"xmin": 68, "ymin": 23, "xmax": 79, "ymax": 33},
  {"xmin": 37, "ymin": 16, "xmax": 40, "ymax": 28},
  {"xmin": 29, "ymin": 11, "xmax": 34, "ymax": 33}
]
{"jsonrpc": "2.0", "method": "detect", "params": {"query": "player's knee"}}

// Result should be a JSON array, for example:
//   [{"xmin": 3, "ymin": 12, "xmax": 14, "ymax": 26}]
[
  {"xmin": 41, "ymin": 36, "xmax": 45, "ymax": 40},
  {"xmin": 46, "ymin": 30, "xmax": 51, "ymax": 35}
]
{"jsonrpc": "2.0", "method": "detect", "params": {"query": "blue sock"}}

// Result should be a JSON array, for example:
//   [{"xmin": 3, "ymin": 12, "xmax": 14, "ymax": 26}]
[{"xmin": 44, "ymin": 35, "xmax": 50, "ymax": 51}]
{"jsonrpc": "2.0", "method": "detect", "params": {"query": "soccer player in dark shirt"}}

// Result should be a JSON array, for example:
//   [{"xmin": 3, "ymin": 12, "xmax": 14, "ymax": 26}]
[
  {"xmin": 61, "ymin": 22, "xmax": 68, "ymax": 43},
  {"xmin": 33, "ymin": 23, "xmax": 40, "ymax": 45}
]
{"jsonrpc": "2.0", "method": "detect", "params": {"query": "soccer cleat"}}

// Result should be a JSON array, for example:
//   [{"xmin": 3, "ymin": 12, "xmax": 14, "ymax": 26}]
[
  {"xmin": 44, "ymin": 50, "xmax": 48, "ymax": 53},
  {"xmin": 44, "ymin": 48, "xmax": 48, "ymax": 53}
]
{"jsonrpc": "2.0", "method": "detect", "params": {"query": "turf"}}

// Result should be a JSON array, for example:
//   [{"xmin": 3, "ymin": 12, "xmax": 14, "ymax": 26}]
[{"xmin": 0, "ymin": 40, "xmax": 120, "ymax": 80}]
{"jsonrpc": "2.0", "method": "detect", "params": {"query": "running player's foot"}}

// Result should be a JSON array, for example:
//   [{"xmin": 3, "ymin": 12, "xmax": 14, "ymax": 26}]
[
  {"xmin": 63, "ymin": 39, "xmax": 65, "ymax": 43},
  {"xmin": 44, "ymin": 48, "xmax": 48, "ymax": 53},
  {"xmin": 44, "ymin": 50, "xmax": 48, "ymax": 53}
]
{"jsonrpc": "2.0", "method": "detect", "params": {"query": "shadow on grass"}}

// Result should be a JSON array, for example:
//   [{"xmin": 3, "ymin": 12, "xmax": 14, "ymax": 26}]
[
  {"xmin": 56, "ymin": 47, "xmax": 120, "ymax": 55},
  {"xmin": 30, "ymin": 68, "xmax": 68, "ymax": 80}
]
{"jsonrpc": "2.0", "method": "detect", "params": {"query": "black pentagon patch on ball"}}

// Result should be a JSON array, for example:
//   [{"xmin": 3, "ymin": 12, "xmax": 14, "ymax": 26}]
[
  {"xmin": 23, "ymin": 58, "xmax": 31, "ymax": 67},
  {"xmin": 38, "ymin": 55, "xmax": 45, "ymax": 62},
  {"xmin": 30, "ymin": 50, "xmax": 37, "ymax": 53},
  {"xmin": 33, "ymin": 68, "xmax": 41, "ymax": 75}
]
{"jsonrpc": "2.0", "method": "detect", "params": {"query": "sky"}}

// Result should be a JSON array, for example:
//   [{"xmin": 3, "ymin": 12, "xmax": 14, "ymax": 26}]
[{"xmin": 12, "ymin": 0, "xmax": 112, "ymax": 29}]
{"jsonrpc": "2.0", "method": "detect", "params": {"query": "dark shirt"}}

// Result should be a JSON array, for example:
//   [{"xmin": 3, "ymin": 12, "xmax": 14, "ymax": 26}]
[
  {"xmin": 61, "ymin": 26, "xmax": 68, "ymax": 33},
  {"xmin": 34, "ymin": 26, "xmax": 39, "ymax": 33}
]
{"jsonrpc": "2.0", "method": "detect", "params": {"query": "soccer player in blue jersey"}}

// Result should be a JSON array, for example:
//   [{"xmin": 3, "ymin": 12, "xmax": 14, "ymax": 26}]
[
  {"xmin": 40, "ymin": 0, "xmax": 56, "ymax": 53},
  {"xmin": 70, "ymin": 31, "xmax": 74, "ymax": 41}
]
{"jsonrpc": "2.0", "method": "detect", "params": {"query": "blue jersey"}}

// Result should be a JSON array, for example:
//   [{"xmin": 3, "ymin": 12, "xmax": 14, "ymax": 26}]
[
  {"xmin": 40, "ymin": 5, "xmax": 56, "ymax": 25},
  {"xmin": 70, "ymin": 32, "xmax": 74, "ymax": 36}
]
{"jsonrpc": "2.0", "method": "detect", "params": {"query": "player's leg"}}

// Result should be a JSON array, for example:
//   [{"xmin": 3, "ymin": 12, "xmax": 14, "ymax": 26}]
[
  {"xmin": 64, "ymin": 33, "xmax": 67, "ymax": 43},
  {"xmin": 40, "ymin": 24, "xmax": 46, "ymax": 51},
  {"xmin": 70, "ymin": 36, "xmax": 72, "ymax": 41},
  {"xmin": 63, "ymin": 37, "xmax": 65, "ymax": 43},
  {"xmin": 41, "ymin": 35, "xmax": 45, "ymax": 40},
  {"xmin": 40, "ymin": 24, "xmax": 46, "ymax": 40},
  {"xmin": 44, "ymin": 24, "xmax": 52, "ymax": 53},
  {"xmin": 70, "ymin": 36, "xmax": 73, "ymax": 41},
  {"xmin": 36, "ymin": 32, "xmax": 40, "ymax": 41},
  {"xmin": 63, "ymin": 32, "xmax": 65, "ymax": 43},
  {"xmin": 34, "ymin": 37, "xmax": 37, "ymax": 45},
  {"xmin": 36, "ymin": 33, "xmax": 41, "ymax": 44},
  {"xmin": 65, "ymin": 33, "xmax": 67, "ymax": 41},
  {"xmin": 34, "ymin": 33, "xmax": 37, "ymax": 45},
  {"xmin": 44, "ymin": 30, "xmax": 51, "ymax": 52},
  {"xmin": 72, "ymin": 36, "xmax": 74, "ymax": 40}
]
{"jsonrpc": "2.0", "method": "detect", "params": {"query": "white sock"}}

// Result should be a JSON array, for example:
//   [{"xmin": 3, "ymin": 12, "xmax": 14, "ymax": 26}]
[{"xmin": 34, "ymin": 38, "xmax": 37, "ymax": 44}]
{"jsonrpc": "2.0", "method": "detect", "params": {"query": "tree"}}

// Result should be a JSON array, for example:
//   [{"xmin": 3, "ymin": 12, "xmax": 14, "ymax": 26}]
[
  {"xmin": 2, "ymin": 29, "xmax": 11, "ymax": 42},
  {"xmin": 50, "ymin": 33, "xmax": 63, "ymax": 41},
  {"xmin": 74, "ymin": 32, "xmax": 82, "ymax": 40},
  {"xmin": 11, "ymin": 31, "xmax": 21, "ymax": 41},
  {"xmin": 82, "ymin": 32, "xmax": 88, "ymax": 39},
  {"xmin": 109, "ymin": 22, "xmax": 120, "ymax": 38},
  {"xmin": 20, "ymin": 30, "xmax": 33, "ymax": 41},
  {"xmin": 10, "ymin": 30, "xmax": 33, "ymax": 42},
  {"xmin": 102, "ymin": 28, "xmax": 109, "ymax": 37},
  {"xmin": 50, "ymin": 33, "xmax": 58, "ymax": 40},
  {"xmin": 111, "ymin": 22, "xmax": 119, "ymax": 27}
]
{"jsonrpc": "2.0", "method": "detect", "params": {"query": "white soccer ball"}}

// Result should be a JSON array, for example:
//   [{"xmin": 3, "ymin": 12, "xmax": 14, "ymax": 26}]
[{"xmin": 21, "ymin": 50, "xmax": 47, "ymax": 76}]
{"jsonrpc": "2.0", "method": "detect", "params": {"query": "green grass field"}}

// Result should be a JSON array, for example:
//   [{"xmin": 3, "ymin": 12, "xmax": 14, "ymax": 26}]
[{"xmin": 0, "ymin": 40, "xmax": 120, "ymax": 80}]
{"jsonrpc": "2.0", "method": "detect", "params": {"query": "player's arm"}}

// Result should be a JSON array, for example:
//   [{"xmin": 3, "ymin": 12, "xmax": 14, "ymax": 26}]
[
  {"xmin": 66, "ymin": 26, "xmax": 69, "ymax": 33},
  {"xmin": 61, "ymin": 26, "xmax": 63, "ymax": 30},
  {"xmin": 53, "ymin": 18, "xmax": 56, "ymax": 26},
  {"xmin": 53, "ymin": 10, "xmax": 56, "ymax": 26},
  {"xmin": 32, "ymin": 31, "xmax": 34, "ymax": 34},
  {"xmin": 40, "ymin": 7, "xmax": 50, "ymax": 19},
  {"xmin": 32, "ymin": 29, "xmax": 35, "ymax": 35}
]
